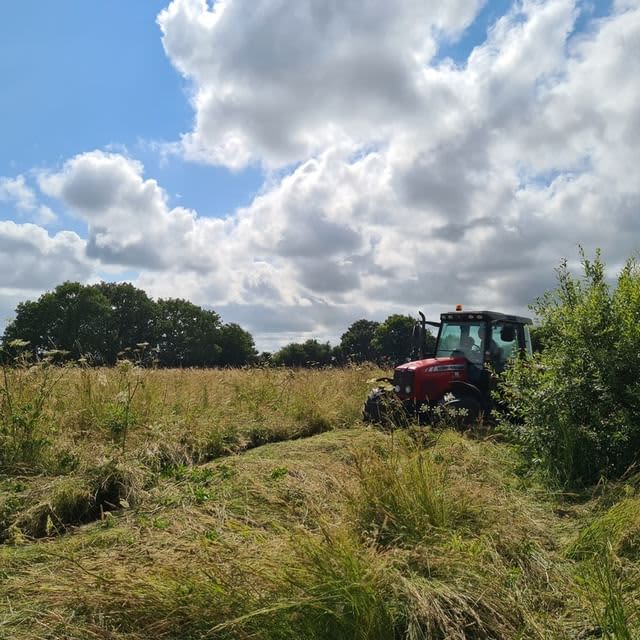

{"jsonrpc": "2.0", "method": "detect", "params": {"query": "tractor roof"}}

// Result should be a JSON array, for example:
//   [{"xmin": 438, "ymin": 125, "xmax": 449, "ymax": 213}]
[{"xmin": 440, "ymin": 309, "xmax": 533, "ymax": 325}]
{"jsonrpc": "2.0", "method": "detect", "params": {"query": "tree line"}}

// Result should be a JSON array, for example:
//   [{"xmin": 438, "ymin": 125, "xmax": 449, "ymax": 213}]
[
  {"xmin": 1, "ymin": 282, "xmax": 436, "ymax": 367},
  {"xmin": 270, "ymin": 315, "xmax": 436, "ymax": 367},
  {"xmin": 1, "ymin": 282, "xmax": 256, "ymax": 367}
]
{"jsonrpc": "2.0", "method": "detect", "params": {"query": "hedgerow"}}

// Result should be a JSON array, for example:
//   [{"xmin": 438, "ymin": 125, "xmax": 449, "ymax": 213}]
[{"xmin": 499, "ymin": 250, "xmax": 640, "ymax": 487}]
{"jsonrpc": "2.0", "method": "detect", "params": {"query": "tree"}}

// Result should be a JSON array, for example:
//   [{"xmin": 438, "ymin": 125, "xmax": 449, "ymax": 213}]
[
  {"xmin": 499, "ymin": 250, "xmax": 640, "ymax": 487},
  {"xmin": 372, "ymin": 314, "xmax": 417, "ymax": 365},
  {"xmin": 218, "ymin": 323, "xmax": 257, "ymax": 366},
  {"xmin": 273, "ymin": 339, "xmax": 333, "ymax": 367},
  {"xmin": 339, "ymin": 319, "xmax": 380, "ymax": 363},
  {"xmin": 2, "ymin": 282, "xmax": 114, "ymax": 362},
  {"xmin": 2, "ymin": 283, "xmax": 259, "ymax": 369},
  {"xmin": 92, "ymin": 282, "xmax": 155, "ymax": 362},
  {"xmin": 154, "ymin": 299, "xmax": 222, "ymax": 367}
]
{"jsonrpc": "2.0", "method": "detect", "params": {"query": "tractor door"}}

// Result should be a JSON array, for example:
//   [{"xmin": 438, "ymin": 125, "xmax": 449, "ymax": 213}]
[{"xmin": 490, "ymin": 322, "xmax": 523, "ymax": 372}]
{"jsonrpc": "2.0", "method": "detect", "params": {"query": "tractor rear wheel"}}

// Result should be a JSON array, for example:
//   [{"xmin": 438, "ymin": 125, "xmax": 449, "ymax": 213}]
[{"xmin": 442, "ymin": 394, "xmax": 483, "ymax": 426}]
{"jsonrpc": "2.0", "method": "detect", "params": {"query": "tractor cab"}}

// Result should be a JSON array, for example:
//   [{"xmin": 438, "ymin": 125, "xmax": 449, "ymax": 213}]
[{"xmin": 364, "ymin": 306, "xmax": 533, "ymax": 424}]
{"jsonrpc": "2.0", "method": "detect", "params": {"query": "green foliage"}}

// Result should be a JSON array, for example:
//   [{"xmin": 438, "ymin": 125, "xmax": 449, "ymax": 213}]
[
  {"xmin": 340, "ymin": 319, "xmax": 380, "ymax": 362},
  {"xmin": 92, "ymin": 282, "xmax": 156, "ymax": 362},
  {"xmin": 3, "ymin": 282, "xmax": 114, "ymax": 363},
  {"xmin": 217, "ymin": 322, "xmax": 257, "ymax": 366},
  {"xmin": 272, "ymin": 313, "xmax": 434, "ymax": 368},
  {"xmin": 372, "ymin": 314, "xmax": 421, "ymax": 365},
  {"xmin": 273, "ymin": 338, "xmax": 334, "ymax": 367},
  {"xmin": 499, "ymin": 250, "xmax": 640, "ymax": 487},
  {"xmin": 529, "ymin": 325, "xmax": 545, "ymax": 352},
  {"xmin": 154, "ymin": 298, "xmax": 222, "ymax": 367},
  {"xmin": 2, "ymin": 281, "xmax": 259, "ymax": 368}
]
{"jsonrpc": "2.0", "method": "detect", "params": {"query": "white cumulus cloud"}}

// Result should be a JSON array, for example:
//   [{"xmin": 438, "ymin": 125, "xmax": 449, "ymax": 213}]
[
  {"xmin": 157, "ymin": 0, "xmax": 485, "ymax": 168},
  {"xmin": 0, "ymin": 175, "xmax": 56, "ymax": 225}
]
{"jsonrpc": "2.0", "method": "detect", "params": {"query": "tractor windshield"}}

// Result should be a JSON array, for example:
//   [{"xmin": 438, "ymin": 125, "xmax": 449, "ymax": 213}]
[{"xmin": 436, "ymin": 321, "xmax": 485, "ymax": 362}]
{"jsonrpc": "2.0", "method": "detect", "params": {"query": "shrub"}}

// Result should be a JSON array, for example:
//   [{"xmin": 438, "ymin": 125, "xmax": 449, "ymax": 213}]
[{"xmin": 499, "ymin": 250, "xmax": 640, "ymax": 487}]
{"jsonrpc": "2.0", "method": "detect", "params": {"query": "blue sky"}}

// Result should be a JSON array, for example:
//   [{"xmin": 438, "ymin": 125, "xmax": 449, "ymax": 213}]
[
  {"xmin": 0, "ymin": 0, "xmax": 637, "ymax": 349},
  {"xmin": 0, "ymin": 1, "xmax": 262, "ymax": 224}
]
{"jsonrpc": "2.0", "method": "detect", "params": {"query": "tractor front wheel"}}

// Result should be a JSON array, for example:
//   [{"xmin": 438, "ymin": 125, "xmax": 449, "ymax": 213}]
[{"xmin": 362, "ymin": 388, "xmax": 409, "ymax": 429}]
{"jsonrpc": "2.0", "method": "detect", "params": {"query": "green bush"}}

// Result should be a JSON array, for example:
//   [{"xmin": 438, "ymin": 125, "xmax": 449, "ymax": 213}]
[{"xmin": 499, "ymin": 250, "xmax": 640, "ymax": 487}]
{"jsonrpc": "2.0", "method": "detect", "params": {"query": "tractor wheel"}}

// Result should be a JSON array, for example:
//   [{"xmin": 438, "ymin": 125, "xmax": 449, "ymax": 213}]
[
  {"xmin": 442, "ymin": 394, "xmax": 483, "ymax": 427},
  {"xmin": 362, "ymin": 388, "xmax": 409, "ymax": 430}
]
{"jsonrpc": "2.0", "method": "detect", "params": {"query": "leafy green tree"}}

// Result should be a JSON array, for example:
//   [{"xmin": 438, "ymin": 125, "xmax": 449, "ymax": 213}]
[
  {"xmin": 273, "ymin": 342, "xmax": 306, "ymax": 367},
  {"xmin": 372, "ymin": 314, "xmax": 417, "ymax": 365},
  {"xmin": 330, "ymin": 344, "xmax": 345, "ymax": 364},
  {"xmin": 2, "ymin": 283, "xmax": 259, "ymax": 369},
  {"xmin": 256, "ymin": 351, "xmax": 273, "ymax": 366},
  {"xmin": 273, "ymin": 339, "xmax": 333, "ymax": 367},
  {"xmin": 528, "ymin": 325, "xmax": 545, "ymax": 352},
  {"xmin": 91, "ymin": 282, "xmax": 156, "ymax": 363},
  {"xmin": 218, "ymin": 323, "xmax": 257, "ymax": 366},
  {"xmin": 154, "ymin": 299, "xmax": 222, "ymax": 367},
  {"xmin": 339, "ymin": 319, "xmax": 380, "ymax": 363},
  {"xmin": 301, "ymin": 339, "xmax": 334, "ymax": 366},
  {"xmin": 499, "ymin": 250, "xmax": 640, "ymax": 487},
  {"xmin": 2, "ymin": 282, "xmax": 113, "ymax": 362}
]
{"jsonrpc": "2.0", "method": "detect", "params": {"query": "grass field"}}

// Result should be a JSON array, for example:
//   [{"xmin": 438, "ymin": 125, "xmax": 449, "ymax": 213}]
[{"xmin": 1, "ymin": 365, "xmax": 639, "ymax": 638}]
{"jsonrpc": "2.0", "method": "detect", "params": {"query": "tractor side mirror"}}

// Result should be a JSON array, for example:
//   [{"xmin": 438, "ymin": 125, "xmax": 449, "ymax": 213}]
[{"xmin": 500, "ymin": 326, "xmax": 516, "ymax": 342}]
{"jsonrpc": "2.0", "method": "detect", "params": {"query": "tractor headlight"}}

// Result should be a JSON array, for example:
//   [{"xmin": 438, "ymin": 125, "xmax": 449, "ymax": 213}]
[
  {"xmin": 405, "ymin": 385, "xmax": 412, "ymax": 394},
  {"xmin": 394, "ymin": 385, "xmax": 401, "ymax": 393}
]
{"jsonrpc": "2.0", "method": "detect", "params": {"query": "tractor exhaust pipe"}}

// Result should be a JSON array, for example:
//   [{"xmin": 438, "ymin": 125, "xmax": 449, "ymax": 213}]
[
  {"xmin": 413, "ymin": 311, "xmax": 440, "ymax": 359},
  {"xmin": 418, "ymin": 311, "xmax": 427, "ymax": 358}
]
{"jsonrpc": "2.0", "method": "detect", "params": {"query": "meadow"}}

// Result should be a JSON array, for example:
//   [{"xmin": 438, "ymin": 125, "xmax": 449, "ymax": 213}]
[{"xmin": 1, "ymin": 363, "xmax": 639, "ymax": 639}]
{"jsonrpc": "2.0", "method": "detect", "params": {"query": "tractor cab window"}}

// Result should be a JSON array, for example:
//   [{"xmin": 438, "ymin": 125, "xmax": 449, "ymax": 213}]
[
  {"xmin": 436, "ymin": 322, "xmax": 484, "ymax": 364},
  {"xmin": 489, "ymin": 322, "xmax": 521, "ymax": 372}
]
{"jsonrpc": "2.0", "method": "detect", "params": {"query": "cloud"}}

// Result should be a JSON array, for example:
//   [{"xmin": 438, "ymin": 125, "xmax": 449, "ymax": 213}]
[
  {"xmin": 157, "ymin": 0, "xmax": 484, "ymax": 168},
  {"xmin": 0, "ymin": 221, "xmax": 93, "ymax": 293},
  {"xmin": 155, "ymin": 0, "xmax": 640, "ymax": 342},
  {"xmin": 39, "ymin": 150, "xmax": 228, "ymax": 272},
  {"xmin": 0, "ymin": 175, "xmax": 56, "ymax": 225}
]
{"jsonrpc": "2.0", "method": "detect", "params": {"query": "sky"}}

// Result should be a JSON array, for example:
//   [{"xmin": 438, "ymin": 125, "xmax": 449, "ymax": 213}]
[{"xmin": 0, "ymin": 0, "xmax": 638, "ymax": 351}]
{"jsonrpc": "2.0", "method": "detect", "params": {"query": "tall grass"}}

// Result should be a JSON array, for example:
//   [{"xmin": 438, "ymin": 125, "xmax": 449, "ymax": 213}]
[
  {"xmin": 0, "ymin": 364, "xmax": 377, "ymax": 542},
  {"xmin": 568, "ymin": 493, "xmax": 640, "ymax": 638},
  {"xmin": 1, "ymin": 363, "xmax": 376, "ymax": 475},
  {"xmin": 587, "ymin": 549, "xmax": 637, "ymax": 640},
  {"xmin": 0, "ymin": 355, "xmax": 66, "ymax": 471},
  {"xmin": 350, "ymin": 443, "xmax": 474, "ymax": 546}
]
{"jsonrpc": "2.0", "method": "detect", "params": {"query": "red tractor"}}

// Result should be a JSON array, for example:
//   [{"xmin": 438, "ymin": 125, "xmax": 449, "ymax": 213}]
[{"xmin": 363, "ymin": 306, "xmax": 533, "ymax": 424}]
